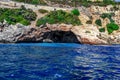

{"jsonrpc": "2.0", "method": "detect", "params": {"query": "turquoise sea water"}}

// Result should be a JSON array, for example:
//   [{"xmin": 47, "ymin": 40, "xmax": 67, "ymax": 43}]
[{"xmin": 0, "ymin": 43, "xmax": 120, "ymax": 80}]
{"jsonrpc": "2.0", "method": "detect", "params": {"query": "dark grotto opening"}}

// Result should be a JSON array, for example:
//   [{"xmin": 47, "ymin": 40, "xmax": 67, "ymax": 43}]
[{"xmin": 42, "ymin": 30, "xmax": 80, "ymax": 43}]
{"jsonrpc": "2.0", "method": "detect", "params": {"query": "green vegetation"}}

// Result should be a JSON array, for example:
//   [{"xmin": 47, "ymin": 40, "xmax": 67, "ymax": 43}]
[
  {"xmin": 99, "ymin": 28, "xmax": 105, "ymax": 32},
  {"xmin": 86, "ymin": 20, "xmax": 92, "ymax": 24},
  {"xmin": 0, "ymin": 6, "xmax": 37, "ymax": 25},
  {"xmin": 13, "ymin": 0, "xmax": 119, "ymax": 7},
  {"xmin": 107, "ymin": 22, "xmax": 119, "ymax": 34},
  {"xmin": 100, "ymin": 13, "xmax": 114, "ymax": 23},
  {"xmin": 88, "ymin": 0, "xmax": 115, "ymax": 7},
  {"xmin": 37, "ymin": 10, "xmax": 81, "ymax": 26},
  {"xmin": 100, "ymin": 13, "xmax": 112, "ymax": 19},
  {"xmin": 13, "ymin": 0, "xmax": 46, "ymax": 5},
  {"xmin": 98, "ymin": 13, "xmax": 119, "ymax": 34},
  {"xmin": 103, "ymin": 0, "xmax": 115, "ymax": 5},
  {"xmin": 85, "ymin": 31, "xmax": 91, "ymax": 33},
  {"xmin": 71, "ymin": 9, "xmax": 80, "ymax": 16},
  {"xmin": 113, "ymin": 6, "xmax": 119, "ymax": 10},
  {"xmin": 39, "ymin": 9, "xmax": 48, "ymax": 14},
  {"xmin": 95, "ymin": 19, "xmax": 102, "ymax": 26}
]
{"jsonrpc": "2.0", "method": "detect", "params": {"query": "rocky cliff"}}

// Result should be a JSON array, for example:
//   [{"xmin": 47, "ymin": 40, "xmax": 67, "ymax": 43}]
[
  {"xmin": 1, "ymin": 21, "xmax": 120, "ymax": 45},
  {"xmin": 0, "ymin": 22, "xmax": 80, "ymax": 43}
]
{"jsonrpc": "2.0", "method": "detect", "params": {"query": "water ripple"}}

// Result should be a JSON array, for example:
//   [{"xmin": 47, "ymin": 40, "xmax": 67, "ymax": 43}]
[{"xmin": 0, "ymin": 43, "xmax": 120, "ymax": 80}]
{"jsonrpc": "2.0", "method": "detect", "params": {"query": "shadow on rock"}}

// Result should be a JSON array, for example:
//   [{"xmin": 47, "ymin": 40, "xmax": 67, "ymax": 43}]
[{"xmin": 42, "ymin": 30, "xmax": 80, "ymax": 43}]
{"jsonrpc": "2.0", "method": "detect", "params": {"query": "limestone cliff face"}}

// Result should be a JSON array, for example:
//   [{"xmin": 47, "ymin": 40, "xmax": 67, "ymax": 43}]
[
  {"xmin": 0, "ymin": 23, "xmax": 80, "ymax": 43},
  {"xmin": 0, "ymin": 0, "xmax": 16, "ymax": 7},
  {"xmin": 0, "ymin": 22, "xmax": 108, "ymax": 44},
  {"xmin": 1, "ymin": 22, "xmax": 120, "ymax": 44},
  {"xmin": 88, "ymin": 5, "xmax": 120, "ymax": 26},
  {"xmin": 71, "ymin": 25, "xmax": 108, "ymax": 44},
  {"xmin": 0, "ymin": 3, "xmax": 120, "ymax": 44}
]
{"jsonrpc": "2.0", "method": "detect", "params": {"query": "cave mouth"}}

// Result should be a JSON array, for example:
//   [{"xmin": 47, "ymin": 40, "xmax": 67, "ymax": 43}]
[{"xmin": 42, "ymin": 30, "xmax": 80, "ymax": 43}]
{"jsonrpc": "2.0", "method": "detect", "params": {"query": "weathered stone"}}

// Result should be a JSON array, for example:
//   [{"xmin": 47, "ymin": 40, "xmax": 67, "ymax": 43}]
[
  {"xmin": 97, "ymin": 33, "xmax": 109, "ymax": 41},
  {"xmin": 71, "ymin": 25, "xmax": 108, "ymax": 44},
  {"xmin": 0, "ymin": 22, "xmax": 120, "ymax": 44}
]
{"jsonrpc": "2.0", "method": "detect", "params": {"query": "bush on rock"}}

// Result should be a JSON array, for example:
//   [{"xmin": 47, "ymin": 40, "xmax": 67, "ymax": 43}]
[
  {"xmin": 107, "ymin": 22, "xmax": 119, "ymax": 34},
  {"xmin": 71, "ymin": 9, "xmax": 80, "ymax": 16},
  {"xmin": 39, "ymin": 9, "xmax": 48, "ymax": 14},
  {"xmin": 37, "ymin": 10, "xmax": 81, "ymax": 26},
  {"xmin": 0, "ymin": 7, "xmax": 37, "ymax": 26},
  {"xmin": 95, "ymin": 19, "xmax": 102, "ymax": 26}
]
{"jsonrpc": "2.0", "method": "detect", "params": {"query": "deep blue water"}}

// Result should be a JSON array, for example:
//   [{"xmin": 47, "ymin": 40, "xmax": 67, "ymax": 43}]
[{"xmin": 0, "ymin": 43, "xmax": 120, "ymax": 80}]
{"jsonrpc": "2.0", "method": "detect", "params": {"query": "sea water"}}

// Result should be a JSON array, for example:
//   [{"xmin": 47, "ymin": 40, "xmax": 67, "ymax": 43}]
[{"xmin": 0, "ymin": 43, "xmax": 120, "ymax": 80}]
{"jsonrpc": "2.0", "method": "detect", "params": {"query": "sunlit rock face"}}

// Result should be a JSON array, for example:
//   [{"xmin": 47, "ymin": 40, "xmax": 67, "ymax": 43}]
[
  {"xmin": 0, "ymin": 0, "xmax": 16, "ymax": 7},
  {"xmin": 0, "ymin": 23, "xmax": 31, "ymax": 43},
  {"xmin": 17, "ymin": 24, "xmax": 80, "ymax": 43},
  {"xmin": 0, "ymin": 23, "xmax": 79, "ymax": 43},
  {"xmin": 15, "ymin": 24, "xmax": 109, "ymax": 44},
  {"xmin": 71, "ymin": 25, "xmax": 108, "ymax": 45},
  {"xmin": 113, "ymin": 11, "xmax": 120, "ymax": 26},
  {"xmin": 0, "ymin": 21, "xmax": 120, "ymax": 45}
]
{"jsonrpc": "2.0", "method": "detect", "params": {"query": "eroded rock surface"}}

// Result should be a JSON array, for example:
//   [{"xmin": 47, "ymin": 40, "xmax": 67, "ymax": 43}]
[
  {"xmin": 0, "ymin": 23, "xmax": 78, "ymax": 43},
  {"xmin": 0, "ymin": 22, "xmax": 120, "ymax": 44}
]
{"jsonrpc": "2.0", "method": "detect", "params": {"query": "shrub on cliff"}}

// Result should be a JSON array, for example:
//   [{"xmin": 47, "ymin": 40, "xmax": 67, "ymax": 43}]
[
  {"xmin": 21, "ymin": 5, "xmax": 26, "ymax": 10},
  {"xmin": 103, "ymin": 0, "xmax": 115, "ymax": 5},
  {"xmin": 100, "ymin": 13, "xmax": 114, "ymax": 23},
  {"xmin": 5, "ymin": 16, "xmax": 29, "ymax": 25},
  {"xmin": 0, "ymin": 8, "xmax": 36, "ymax": 25},
  {"xmin": 22, "ymin": 10, "xmax": 37, "ymax": 21},
  {"xmin": 39, "ymin": 9, "xmax": 48, "ymax": 14},
  {"xmin": 107, "ymin": 22, "xmax": 119, "ymax": 34},
  {"xmin": 95, "ymin": 19, "xmax": 102, "ymax": 26},
  {"xmin": 37, "ymin": 10, "xmax": 81, "ymax": 26},
  {"xmin": 36, "ymin": 17, "xmax": 48, "ymax": 26},
  {"xmin": 86, "ymin": 20, "xmax": 92, "ymax": 24},
  {"xmin": 14, "ymin": 0, "xmax": 46, "ymax": 5},
  {"xmin": 71, "ymin": 9, "xmax": 80, "ymax": 16},
  {"xmin": 99, "ymin": 28, "xmax": 105, "ymax": 32}
]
